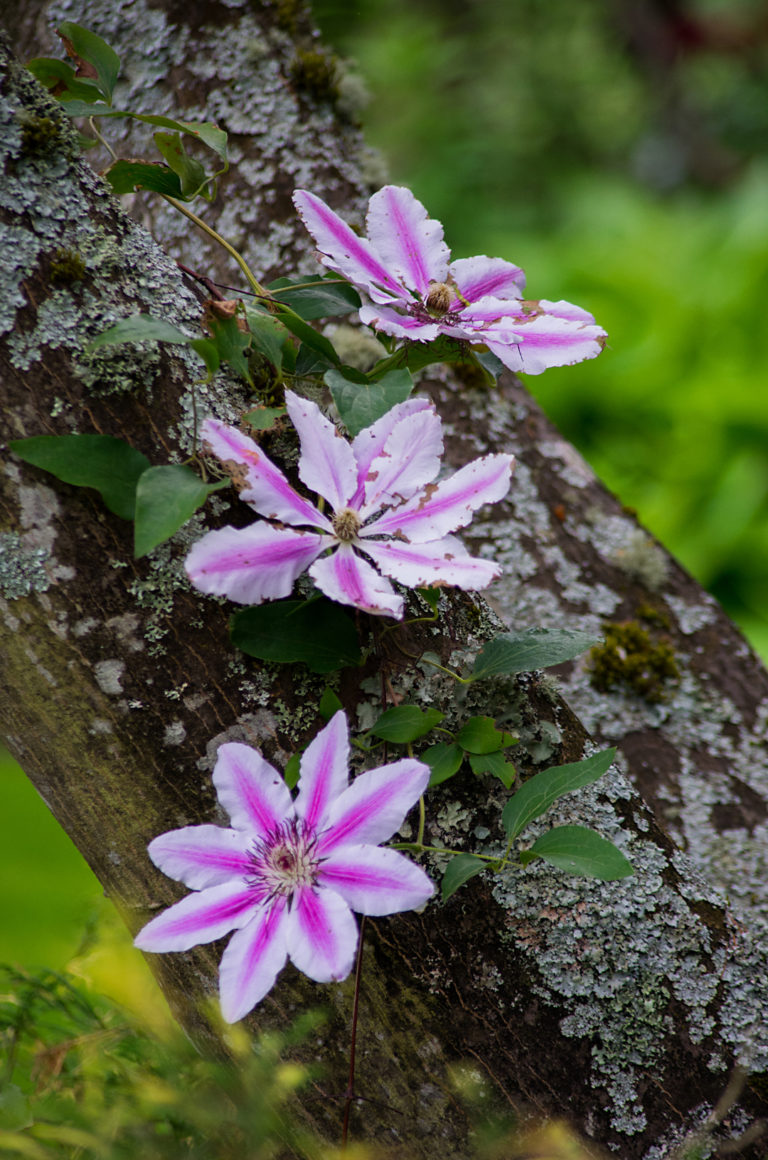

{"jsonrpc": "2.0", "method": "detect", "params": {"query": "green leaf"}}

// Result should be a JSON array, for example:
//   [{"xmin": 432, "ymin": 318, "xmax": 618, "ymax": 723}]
[
  {"xmin": 230, "ymin": 598, "xmax": 362, "ymax": 673},
  {"xmin": 9, "ymin": 434, "xmax": 149, "ymax": 520},
  {"xmin": 133, "ymin": 466, "xmax": 227, "ymax": 557},
  {"xmin": 423, "ymin": 742, "xmax": 464, "ymax": 787},
  {"xmin": 441, "ymin": 854, "xmax": 487, "ymax": 901},
  {"xmin": 470, "ymin": 627, "xmax": 601, "ymax": 682},
  {"xmin": 501, "ymin": 748, "xmax": 616, "ymax": 842},
  {"xmin": 417, "ymin": 587, "xmax": 440, "ymax": 615},
  {"xmin": 326, "ymin": 367, "xmax": 413, "ymax": 437},
  {"xmin": 58, "ymin": 22, "xmax": 121, "ymax": 104},
  {"xmin": 276, "ymin": 308, "xmax": 340, "ymax": 366},
  {"xmin": 367, "ymin": 335, "xmax": 473, "ymax": 380},
  {"xmin": 207, "ymin": 315, "xmax": 253, "ymax": 385},
  {"xmin": 369, "ymin": 705, "xmax": 444, "ymax": 744},
  {"xmin": 469, "ymin": 751, "xmax": 516, "ymax": 788},
  {"xmin": 87, "ymin": 314, "xmax": 193, "ymax": 351},
  {"xmin": 103, "ymin": 158, "xmax": 184, "ymax": 198},
  {"xmin": 267, "ymin": 274, "xmax": 361, "ymax": 320},
  {"xmin": 26, "ymin": 57, "xmax": 103, "ymax": 103},
  {"xmin": 283, "ymin": 753, "xmax": 301, "ymax": 790},
  {"xmin": 0, "ymin": 1083, "xmax": 32, "ymax": 1132},
  {"xmin": 318, "ymin": 687, "xmax": 343, "ymax": 721},
  {"xmin": 243, "ymin": 406, "xmax": 286, "ymax": 431},
  {"xmin": 455, "ymin": 716, "xmax": 514, "ymax": 755},
  {"xmin": 244, "ymin": 309, "xmax": 291, "ymax": 371},
  {"xmin": 189, "ymin": 337, "xmax": 220, "ymax": 376},
  {"xmin": 153, "ymin": 130, "xmax": 209, "ymax": 198},
  {"xmin": 524, "ymin": 825, "xmax": 633, "ymax": 880},
  {"xmin": 473, "ymin": 348, "xmax": 505, "ymax": 383}
]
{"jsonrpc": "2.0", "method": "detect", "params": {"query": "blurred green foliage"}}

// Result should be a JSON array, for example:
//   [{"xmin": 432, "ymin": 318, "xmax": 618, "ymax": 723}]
[
  {"xmin": 314, "ymin": 0, "xmax": 768, "ymax": 654},
  {"xmin": 0, "ymin": 965, "xmax": 329, "ymax": 1158}
]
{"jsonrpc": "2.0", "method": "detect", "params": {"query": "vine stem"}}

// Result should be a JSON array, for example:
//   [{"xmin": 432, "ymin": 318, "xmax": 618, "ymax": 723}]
[
  {"xmin": 161, "ymin": 196, "xmax": 268, "ymax": 299},
  {"xmin": 341, "ymin": 918, "xmax": 366, "ymax": 1149}
]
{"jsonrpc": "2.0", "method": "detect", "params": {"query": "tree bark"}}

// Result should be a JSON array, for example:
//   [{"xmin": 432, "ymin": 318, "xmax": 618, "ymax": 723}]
[{"xmin": 4, "ymin": 6, "xmax": 768, "ymax": 1157}]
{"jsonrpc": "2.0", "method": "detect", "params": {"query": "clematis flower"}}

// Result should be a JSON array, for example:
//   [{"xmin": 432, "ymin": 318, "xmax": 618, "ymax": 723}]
[
  {"xmin": 185, "ymin": 390, "xmax": 514, "ymax": 619},
  {"xmin": 293, "ymin": 185, "xmax": 606, "ymax": 376},
  {"xmin": 134, "ymin": 712, "xmax": 433, "ymax": 1022}
]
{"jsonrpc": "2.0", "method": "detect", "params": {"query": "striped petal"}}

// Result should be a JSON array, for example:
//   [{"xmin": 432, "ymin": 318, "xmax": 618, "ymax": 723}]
[
  {"xmin": 185, "ymin": 523, "xmax": 327, "ymax": 605},
  {"xmin": 319, "ymin": 844, "xmax": 434, "ymax": 915},
  {"xmin": 286, "ymin": 391, "xmax": 358, "ymax": 511},
  {"xmin": 485, "ymin": 304, "xmax": 606, "ymax": 375},
  {"xmin": 358, "ymin": 404, "xmax": 444, "ymax": 519},
  {"xmin": 318, "ymin": 757, "xmax": 429, "ymax": 854},
  {"xmin": 449, "ymin": 255, "xmax": 525, "ymax": 302},
  {"xmin": 147, "ymin": 825, "xmax": 253, "ymax": 890},
  {"xmin": 310, "ymin": 544, "xmax": 403, "ymax": 618},
  {"xmin": 363, "ymin": 454, "xmax": 514, "ymax": 542},
  {"xmin": 201, "ymin": 418, "xmax": 331, "ymax": 530},
  {"xmin": 134, "ymin": 880, "xmax": 257, "ymax": 953},
  {"xmin": 213, "ymin": 741, "xmax": 293, "ymax": 836},
  {"xmin": 285, "ymin": 886, "xmax": 358, "ymax": 983},
  {"xmin": 351, "ymin": 396, "xmax": 434, "ymax": 505},
  {"xmin": 218, "ymin": 900, "xmax": 288, "ymax": 1022},
  {"xmin": 293, "ymin": 189, "xmax": 406, "ymax": 304},
  {"xmin": 362, "ymin": 535, "xmax": 501, "ymax": 591},
  {"xmin": 365, "ymin": 185, "xmax": 449, "ymax": 296},
  {"xmin": 294, "ymin": 711, "xmax": 350, "ymax": 832},
  {"xmin": 358, "ymin": 302, "xmax": 441, "ymax": 342}
]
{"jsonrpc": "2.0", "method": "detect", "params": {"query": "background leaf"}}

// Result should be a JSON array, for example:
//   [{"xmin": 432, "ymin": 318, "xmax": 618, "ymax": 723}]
[
  {"xmin": 470, "ymin": 628, "xmax": 601, "ymax": 681},
  {"xmin": 524, "ymin": 825, "xmax": 633, "ymax": 880},
  {"xmin": 87, "ymin": 314, "xmax": 192, "ymax": 351},
  {"xmin": 230, "ymin": 599, "xmax": 362, "ymax": 673},
  {"xmin": 58, "ymin": 22, "xmax": 120, "ymax": 104},
  {"xmin": 501, "ymin": 748, "xmax": 616, "ymax": 842},
  {"xmin": 368, "ymin": 704, "xmax": 443, "ymax": 744},
  {"xmin": 441, "ymin": 854, "xmax": 487, "ymax": 901},
  {"xmin": 423, "ymin": 742, "xmax": 464, "ymax": 787},
  {"xmin": 267, "ymin": 275, "xmax": 361, "ymax": 320},
  {"xmin": 468, "ymin": 751, "xmax": 515, "ymax": 788},
  {"xmin": 454, "ymin": 716, "xmax": 513, "ymax": 755},
  {"xmin": 9, "ymin": 435, "xmax": 149, "ymax": 520},
  {"xmin": 325, "ymin": 367, "xmax": 413, "ymax": 436},
  {"xmin": 133, "ymin": 466, "xmax": 227, "ymax": 557}
]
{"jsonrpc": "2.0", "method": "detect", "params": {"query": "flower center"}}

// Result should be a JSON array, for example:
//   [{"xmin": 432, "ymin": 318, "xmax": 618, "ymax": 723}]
[
  {"xmin": 247, "ymin": 819, "xmax": 319, "ymax": 902},
  {"xmin": 424, "ymin": 281, "xmax": 453, "ymax": 316},
  {"xmin": 332, "ymin": 507, "xmax": 362, "ymax": 542}
]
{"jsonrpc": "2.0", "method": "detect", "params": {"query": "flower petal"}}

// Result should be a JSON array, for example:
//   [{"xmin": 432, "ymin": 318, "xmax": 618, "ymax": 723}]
[
  {"xmin": 310, "ymin": 544, "xmax": 403, "ymax": 618},
  {"xmin": 318, "ymin": 758, "xmax": 429, "ymax": 854},
  {"xmin": 294, "ymin": 711, "xmax": 350, "ymax": 832},
  {"xmin": 218, "ymin": 899, "xmax": 288, "ymax": 1022},
  {"xmin": 358, "ymin": 404, "xmax": 444, "ymax": 519},
  {"xmin": 201, "ymin": 418, "xmax": 332, "ymax": 530},
  {"xmin": 213, "ymin": 741, "xmax": 293, "ymax": 836},
  {"xmin": 319, "ymin": 844, "xmax": 434, "ymax": 915},
  {"xmin": 351, "ymin": 397, "xmax": 434, "ymax": 504},
  {"xmin": 449, "ymin": 255, "xmax": 525, "ymax": 302},
  {"xmin": 484, "ymin": 301, "xmax": 607, "ymax": 375},
  {"xmin": 362, "ymin": 535, "xmax": 502, "ymax": 591},
  {"xmin": 365, "ymin": 185, "xmax": 449, "ymax": 296},
  {"xmin": 147, "ymin": 825, "xmax": 253, "ymax": 890},
  {"xmin": 364, "ymin": 454, "xmax": 514, "ymax": 542},
  {"xmin": 286, "ymin": 391, "xmax": 358, "ymax": 512},
  {"xmin": 358, "ymin": 302, "xmax": 441, "ymax": 342},
  {"xmin": 293, "ymin": 189, "xmax": 405, "ymax": 304},
  {"xmin": 185, "ymin": 523, "xmax": 327, "ymax": 605},
  {"xmin": 134, "ymin": 880, "xmax": 257, "ymax": 953},
  {"xmin": 285, "ymin": 886, "xmax": 359, "ymax": 983}
]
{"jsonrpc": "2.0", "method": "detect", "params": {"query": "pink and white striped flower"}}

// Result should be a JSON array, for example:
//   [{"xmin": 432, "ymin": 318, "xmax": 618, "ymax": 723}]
[
  {"xmin": 135, "ymin": 712, "xmax": 433, "ymax": 1022},
  {"xmin": 185, "ymin": 390, "xmax": 513, "ymax": 619},
  {"xmin": 293, "ymin": 185, "xmax": 606, "ymax": 376}
]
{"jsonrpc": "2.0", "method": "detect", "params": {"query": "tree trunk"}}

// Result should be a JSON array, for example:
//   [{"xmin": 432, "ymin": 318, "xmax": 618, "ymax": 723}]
[{"xmin": 4, "ymin": 7, "xmax": 768, "ymax": 1157}]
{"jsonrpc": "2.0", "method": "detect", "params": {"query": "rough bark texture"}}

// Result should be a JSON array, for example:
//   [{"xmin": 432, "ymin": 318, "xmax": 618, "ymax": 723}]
[{"xmin": 4, "ymin": 4, "xmax": 768, "ymax": 1157}]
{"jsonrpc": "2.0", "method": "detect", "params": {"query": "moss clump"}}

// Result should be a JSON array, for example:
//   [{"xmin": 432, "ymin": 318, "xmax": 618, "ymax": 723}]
[
  {"xmin": 588, "ymin": 620, "xmax": 680, "ymax": 703},
  {"xmin": 17, "ymin": 111, "xmax": 61, "ymax": 156},
  {"xmin": 289, "ymin": 49, "xmax": 339, "ymax": 102},
  {"xmin": 275, "ymin": 0, "xmax": 305, "ymax": 34},
  {"xmin": 50, "ymin": 248, "xmax": 86, "ymax": 286}
]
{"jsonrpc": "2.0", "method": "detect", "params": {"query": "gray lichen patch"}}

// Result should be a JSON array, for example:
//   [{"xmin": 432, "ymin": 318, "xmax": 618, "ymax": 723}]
[
  {"xmin": 93, "ymin": 658, "xmax": 126, "ymax": 695},
  {"xmin": 0, "ymin": 532, "xmax": 51, "ymax": 598}
]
